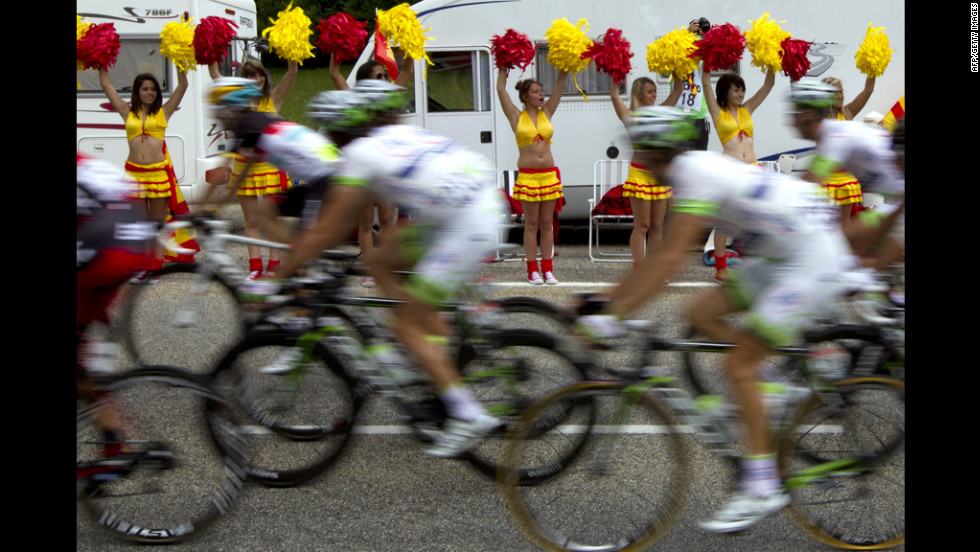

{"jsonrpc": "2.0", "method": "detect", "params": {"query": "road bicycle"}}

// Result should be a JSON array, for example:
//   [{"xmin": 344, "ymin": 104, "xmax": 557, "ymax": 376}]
[
  {"xmin": 497, "ymin": 318, "xmax": 905, "ymax": 551},
  {"xmin": 120, "ymin": 214, "xmax": 575, "ymax": 371},
  {"xmin": 204, "ymin": 260, "xmax": 595, "ymax": 488},
  {"xmin": 77, "ymin": 366, "xmax": 249, "ymax": 543}
]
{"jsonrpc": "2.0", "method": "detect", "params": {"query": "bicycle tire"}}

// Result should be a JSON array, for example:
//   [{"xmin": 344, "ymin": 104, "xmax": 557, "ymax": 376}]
[
  {"xmin": 77, "ymin": 366, "xmax": 248, "ymax": 544},
  {"xmin": 118, "ymin": 262, "xmax": 246, "ymax": 372},
  {"xmin": 496, "ymin": 296, "xmax": 573, "ymax": 333},
  {"xmin": 206, "ymin": 331, "xmax": 363, "ymax": 487},
  {"xmin": 778, "ymin": 377, "xmax": 905, "ymax": 549},
  {"xmin": 498, "ymin": 382, "xmax": 693, "ymax": 552},
  {"xmin": 457, "ymin": 329, "xmax": 594, "ymax": 484}
]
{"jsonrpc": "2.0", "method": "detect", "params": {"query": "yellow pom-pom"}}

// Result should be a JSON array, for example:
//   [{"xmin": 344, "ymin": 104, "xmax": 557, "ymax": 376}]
[
  {"xmin": 377, "ymin": 3, "xmax": 433, "ymax": 70},
  {"xmin": 855, "ymin": 23, "xmax": 894, "ymax": 78},
  {"xmin": 77, "ymin": 15, "xmax": 91, "ymax": 72},
  {"xmin": 646, "ymin": 27, "xmax": 699, "ymax": 81},
  {"xmin": 743, "ymin": 12, "xmax": 790, "ymax": 73},
  {"xmin": 160, "ymin": 17, "xmax": 197, "ymax": 73},
  {"xmin": 544, "ymin": 17, "xmax": 593, "ymax": 74},
  {"xmin": 261, "ymin": 1, "xmax": 315, "ymax": 64}
]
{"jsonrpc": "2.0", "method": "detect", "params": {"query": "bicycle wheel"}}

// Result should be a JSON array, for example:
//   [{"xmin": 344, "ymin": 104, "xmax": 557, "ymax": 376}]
[
  {"xmin": 77, "ymin": 366, "xmax": 248, "ymax": 544},
  {"xmin": 207, "ymin": 331, "xmax": 363, "ymax": 487},
  {"xmin": 496, "ymin": 296, "xmax": 573, "ymax": 335},
  {"xmin": 457, "ymin": 329, "xmax": 594, "ymax": 484},
  {"xmin": 498, "ymin": 382, "xmax": 693, "ymax": 552},
  {"xmin": 778, "ymin": 377, "xmax": 905, "ymax": 549},
  {"xmin": 118, "ymin": 262, "xmax": 246, "ymax": 372}
]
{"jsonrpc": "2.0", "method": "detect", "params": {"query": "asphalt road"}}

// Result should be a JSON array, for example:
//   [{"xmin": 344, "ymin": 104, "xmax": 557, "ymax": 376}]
[{"xmin": 77, "ymin": 206, "xmax": 905, "ymax": 551}]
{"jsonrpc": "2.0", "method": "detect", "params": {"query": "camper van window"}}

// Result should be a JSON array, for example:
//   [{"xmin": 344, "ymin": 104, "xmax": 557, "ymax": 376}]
[
  {"xmin": 76, "ymin": 39, "xmax": 170, "ymax": 94},
  {"xmin": 425, "ymin": 50, "xmax": 491, "ymax": 112},
  {"xmin": 534, "ymin": 44, "xmax": 614, "ymax": 98}
]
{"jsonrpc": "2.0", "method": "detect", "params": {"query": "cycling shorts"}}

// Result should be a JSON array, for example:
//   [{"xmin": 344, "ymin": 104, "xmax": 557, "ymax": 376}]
[
  {"xmin": 77, "ymin": 248, "xmax": 149, "ymax": 326},
  {"xmin": 270, "ymin": 177, "xmax": 331, "ymax": 230}
]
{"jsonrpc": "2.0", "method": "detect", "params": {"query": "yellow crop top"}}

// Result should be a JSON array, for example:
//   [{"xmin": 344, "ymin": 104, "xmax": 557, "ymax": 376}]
[
  {"xmin": 254, "ymin": 96, "xmax": 276, "ymax": 113},
  {"xmin": 515, "ymin": 110, "xmax": 554, "ymax": 148},
  {"xmin": 716, "ymin": 106, "xmax": 753, "ymax": 145},
  {"xmin": 126, "ymin": 109, "xmax": 167, "ymax": 142}
]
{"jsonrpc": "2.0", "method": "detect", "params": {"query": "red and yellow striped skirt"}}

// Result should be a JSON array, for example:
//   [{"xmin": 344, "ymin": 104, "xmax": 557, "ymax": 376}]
[
  {"xmin": 623, "ymin": 162, "xmax": 672, "ymax": 200},
  {"xmin": 821, "ymin": 171, "xmax": 863, "ymax": 205},
  {"xmin": 232, "ymin": 155, "xmax": 291, "ymax": 197},
  {"xmin": 125, "ymin": 159, "xmax": 174, "ymax": 199},
  {"xmin": 513, "ymin": 167, "xmax": 563, "ymax": 202}
]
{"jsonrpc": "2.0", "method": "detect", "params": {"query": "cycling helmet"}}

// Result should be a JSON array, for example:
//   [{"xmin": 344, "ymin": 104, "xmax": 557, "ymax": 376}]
[
  {"xmin": 207, "ymin": 77, "xmax": 263, "ymax": 108},
  {"xmin": 627, "ymin": 106, "xmax": 702, "ymax": 151},
  {"xmin": 305, "ymin": 89, "xmax": 374, "ymax": 133},
  {"xmin": 787, "ymin": 80, "xmax": 840, "ymax": 110},
  {"xmin": 352, "ymin": 79, "xmax": 408, "ymax": 113}
]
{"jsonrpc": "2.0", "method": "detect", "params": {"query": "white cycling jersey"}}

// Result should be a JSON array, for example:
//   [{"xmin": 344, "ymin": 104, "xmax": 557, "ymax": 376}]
[
  {"xmin": 669, "ymin": 151, "xmax": 845, "ymax": 261},
  {"xmin": 335, "ymin": 124, "xmax": 496, "ymax": 222},
  {"xmin": 236, "ymin": 112, "xmax": 339, "ymax": 183},
  {"xmin": 810, "ymin": 119, "xmax": 904, "ymax": 199}
]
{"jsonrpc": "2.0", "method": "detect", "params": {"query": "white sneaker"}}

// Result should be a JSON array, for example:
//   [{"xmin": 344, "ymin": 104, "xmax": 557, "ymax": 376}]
[
  {"xmin": 361, "ymin": 277, "xmax": 376, "ymax": 288},
  {"xmin": 426, "ymin": 413, "xmax": 503, "ymax": 458},
  {"xmin": 246, "ymin": 270, "xmax": 263, "ymax": 281},
  {"xmin": 699, "ymin": 489, "xmax": 790, "ymax": 533},
  {"xmin": 543, "ymin": 271, "xmax": 558, "ymax": 285},
  {"xmin": 527, "ymin": 271, "xmax": 544, "ymax": 285},
  {"xmin": 129, "ymin": 271, "xmax": 160, "ymax": 284},
  {"xmin": 259, "ymin": 348, "xmax": 303, "ymax": 374}
]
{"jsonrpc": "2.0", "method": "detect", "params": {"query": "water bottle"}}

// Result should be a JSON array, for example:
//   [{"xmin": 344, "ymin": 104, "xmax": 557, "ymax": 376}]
[{"xmin": 807, "ymin": 346, "xmax": 849, "ymax": 383}]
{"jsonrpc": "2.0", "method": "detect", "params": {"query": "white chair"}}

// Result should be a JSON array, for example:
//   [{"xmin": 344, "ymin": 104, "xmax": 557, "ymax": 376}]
[
  {"xmin": 776, "ymin": 154, "xmax": 796, "ymax": 174},
  {"xmin": 759, "ymin": 160, "xmax": 779, "ymax": 172},
  {"xmin": 587, "ymin": 159, "xmax": 634, "ymax": 262}
]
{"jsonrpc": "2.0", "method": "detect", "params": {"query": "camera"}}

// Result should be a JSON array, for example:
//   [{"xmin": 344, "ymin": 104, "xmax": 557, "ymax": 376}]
[{"xmin": 698, "ymin": 17, "xmax": 711, "ymax": 35}]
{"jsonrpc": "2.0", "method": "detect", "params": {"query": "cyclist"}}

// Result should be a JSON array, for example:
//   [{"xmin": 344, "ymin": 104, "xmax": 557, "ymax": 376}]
[
  {"xmin": 788, "ymin": 80, "xmax": 905, "ymax": 271},
  {"xmin": 77, "ymin": 152, "xmax": 156, "ymax": 458},
  {"xmin": 201, "ymin": 78, "xmax": 342, "ymax": 247},
  {"xmin": 245, "ymin": 80, "xmax": 506, "ymax": 458},
  {"xmin": 575, "ymin": 106, "xmax": 862, "ymax": 533}
]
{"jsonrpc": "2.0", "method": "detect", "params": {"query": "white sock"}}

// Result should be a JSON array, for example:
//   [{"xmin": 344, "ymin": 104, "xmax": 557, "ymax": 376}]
[
  {"xmin": 740, "ymin": 455, "xmax": 781, "ymax": 497},
  {"xmin": 439, "ymin": 385, "xmax": 485, "ymax": 422}
]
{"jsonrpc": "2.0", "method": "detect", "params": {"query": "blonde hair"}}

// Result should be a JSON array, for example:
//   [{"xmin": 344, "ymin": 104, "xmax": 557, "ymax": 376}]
[
  {"xmin": 821, "ymin": 77, "xmax": 843, "ymax": 89},
  {"xmin": 630, "ymin": 77, "xmax": 656, "ymax": 109}
]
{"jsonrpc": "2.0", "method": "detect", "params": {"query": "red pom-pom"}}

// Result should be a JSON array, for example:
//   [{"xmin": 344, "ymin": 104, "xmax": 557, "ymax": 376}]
[
  {"xmin": 77, "ymin": 22, "xmax": 121, "ymax": 71},
  {"xmin": 491, "ymin": 29, "xmax": 536, "ymax": 74},
  {"xmin": 780, "ymin": 37, "xmax": 813, "ymax": 81},
  {"xmin": 581, "ymin": 28, "xmax": 633, "ymax": 85},
  {"xmin": 695, "ymin": 23, "xmax": 745, "ymax": 72},
  {"xmin": 194, "ymin": 16, "xmax": 238, "ymax": 66},
  {"xmin": 316, "ymin": 12, "xmax": 369, "ymax": 62}
]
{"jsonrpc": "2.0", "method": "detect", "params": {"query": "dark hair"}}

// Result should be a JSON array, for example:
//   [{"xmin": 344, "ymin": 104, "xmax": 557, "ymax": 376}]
[
  {"xmin": 238, "ymin": 58, "xmax": 273, "ymax": 98},
  {"xmin": 355, "ymin": 60, "xmax": 387, "ymax": 82},
  {"xmin": 130, "ymin": 73, "xmax": 163, "ymax": 115},
  {"xmin": 514, "ymin": 79, "xmax": 543, "ymax": 105},
  {"xmin": 716, "ymin": 73, "xmax": 745, "ymax": 108}
]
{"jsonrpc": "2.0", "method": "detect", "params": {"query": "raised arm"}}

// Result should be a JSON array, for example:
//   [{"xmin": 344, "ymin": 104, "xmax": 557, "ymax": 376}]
[
  {"xmin": 496, "ymin": 69, "xmax": 521, "ymax": 127},
  {"xmin": 162, "ymin": 69, "xmax": 188, "ymax": 120},
  {"xmin": 842, "ymin": 77, "xmax": 876, "ymax": 120},
  {"xmin": 99, "ymin": 69, "xmax": 131, "ymax": 122},
  {"xmin": 701, "ymin": 70, "xmax": 721, "ymax": 124},
  {"xmin": 270, "ymin": 60, "xmax": 298, "ymax": 112},
  {"xmin": 208, "ymin": 63, "xmax": 222, "ymax": 80},
  {"xmin": 328, "ymin": 54, "xmax": 350, "ymax": 90},
  {"xmin": 660, "ymin": 77, "xmax": 685, "ymax": 107},
  {"xmin": 543, "ymin": 70, "xmax": 568, "ymax": 118},
  {"xmin": 743, "ymin": 68, "xmax": 775, "ymax": 114},
  {"xmin": 393, "ymin": 54, "xmax": 414, "ymax": 87},
  {"xmin": 610, "ymin": 79, "xmax": 630, "ymax": 121}
]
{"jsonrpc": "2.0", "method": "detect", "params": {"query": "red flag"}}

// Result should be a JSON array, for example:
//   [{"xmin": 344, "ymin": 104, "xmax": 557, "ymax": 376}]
[{"xmin": 374, "ymin": 25, "xmax": 399, "ymax": 81}]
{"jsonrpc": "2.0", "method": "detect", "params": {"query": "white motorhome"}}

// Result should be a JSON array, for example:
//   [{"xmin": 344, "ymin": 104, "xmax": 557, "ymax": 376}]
[
  {"xmin": 76, "ymin": 0, "xmax": 259, "ymax": 203},
  {"xmin": 347, "ymin": 0, "xmax": 905, "ymax": 222}
]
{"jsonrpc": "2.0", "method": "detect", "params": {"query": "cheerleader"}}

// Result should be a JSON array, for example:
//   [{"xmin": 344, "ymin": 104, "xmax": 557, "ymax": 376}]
[
  {"xmin": 98, "ymin": 68, "xmax": 190, "ymax": 278},
  {"xmin": 496, "ymin": 66, "xmax": 568, "ymax": 285},
  {"xmin": 610, "ymin": 77, "xmax": 684, "ymax": 268},
  {"xmin": 210, "ymin": 59, "xmax": 298, "ymax": 279}
]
